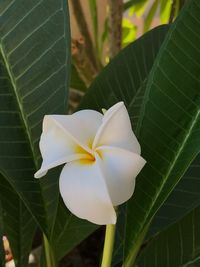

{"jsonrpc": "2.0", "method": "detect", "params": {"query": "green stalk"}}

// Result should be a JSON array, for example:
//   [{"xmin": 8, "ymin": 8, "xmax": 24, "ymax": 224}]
[
  {"xmin": 43, "ymin": 234, "xmax": 57, "ymax": 267},
  {"xmin": 101, "ymin": 224, "xmax": 116, "ymax": 267}
]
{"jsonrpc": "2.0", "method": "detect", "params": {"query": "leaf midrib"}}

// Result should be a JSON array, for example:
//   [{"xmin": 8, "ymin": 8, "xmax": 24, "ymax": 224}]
[
  {"xmin": 182, "ymin": 255, "xmax": 200, "ymax": 267},
  {"xmin": 0, "ymin": 44, "xmax": 49, "ymax": 234},
  {"xmin": 125, "ymin": 3, "xmax": 200, "ymax": 262},
  {"xmin": 0, "ymin": 44, "xmax": 37, "ymax": 168},
  {"xmin": 131, "ymin": 108, "xmax": 199, "ymax": 251},
  {"xmin": 148, "ymin": 108, "xmax": 200, "ymax": 216},
  {"xmin": 125, "ymin": 110, "xmax": 200, "ymax": 267}
]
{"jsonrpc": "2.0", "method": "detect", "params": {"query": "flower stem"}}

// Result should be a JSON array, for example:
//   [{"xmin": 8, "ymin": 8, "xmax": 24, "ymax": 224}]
[
  {"xmin": 43, "ymin": 234, "xmax": 57, "ymax": 267},
  {"xmin": 101, "ymin": 224, "xmax": 116, "ymax": 267}
]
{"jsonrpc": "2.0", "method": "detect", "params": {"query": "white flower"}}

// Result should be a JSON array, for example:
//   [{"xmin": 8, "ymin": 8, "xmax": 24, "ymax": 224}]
[{"xmin": 34, "ymin": 102, "xmax": 146, "ymax": 225}]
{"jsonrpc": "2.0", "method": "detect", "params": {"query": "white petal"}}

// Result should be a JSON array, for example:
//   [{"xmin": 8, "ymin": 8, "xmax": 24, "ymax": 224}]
[
  {"xmin": 34, "ymin": 154, "xmax": 90, "ymax": 178},
  {"xmin": 51, "ymin": 110, "xmax": 103, "ymax": 152},
  {"xmin": 34, "ymin": 115, "xmax": 94, "ymax": 178},
  {"xmin": 93, "ymin": 102, "xmax": 141, "ymax": 154},
  {"xmin": 59, "ymin": 157, "xmax": 116, "ymax": 225},
  {"xmin": 96, "ymin": 146, "xmax": 146, "ymax": 206}
]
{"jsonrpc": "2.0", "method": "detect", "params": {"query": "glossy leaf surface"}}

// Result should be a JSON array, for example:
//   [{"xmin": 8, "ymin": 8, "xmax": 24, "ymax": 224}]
[
  {"xmin": 138, "ymin": 205, "xmax": 200, "ymax": 267},
  {"xmin": 0, "ymin": 174, "xmax": 36, "ymax": 267},
  {"xmin": 124, "ymin": 1, "xmax": 200, "ymax": 265},
  {"xmin": 149, "ymin": 154, "xmax": 200, "ymax": 237},
  {"xmin": 79, "ymin": 24, "xmax": 169, "ymax": 266},
  {"xmin": 0, "ymin": 0, "xmax": 70, "ymax": 235}
]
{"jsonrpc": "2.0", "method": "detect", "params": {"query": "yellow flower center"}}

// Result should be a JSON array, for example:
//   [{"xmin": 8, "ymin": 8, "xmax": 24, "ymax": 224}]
[{"xmin": 75, "ymin": 140, "xmax": 103, "ymax": 165}]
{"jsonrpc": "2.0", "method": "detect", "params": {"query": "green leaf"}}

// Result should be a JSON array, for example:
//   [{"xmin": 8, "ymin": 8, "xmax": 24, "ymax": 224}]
[
  {"xmin": 0, "ymin": 202, "xmax": 5, "ymax": 267},
  {"xmin": 80, "ymin": 25, "xmax": 169, "ymax": 112},
  {"xmin": 122, "ymin": 18, "xmax": 137, "ymax": 48},
  {"xmin": 124, "ymin": 0, "xmax": 147, "ymax": 12},
  {"xmin": 88, "ymin": 0, "xmax": 99, "ymax": 53},
  {"xmin": 0, "ymin": 1, "xmax": 103, "ymax": 261},
  {"xmin": 0, "ymin": 173, "xmax": 36, "ymax": 267},
  {"xmin": 100, "ymin": 18, "xmax": 108, "ymax": 58},
  {"xmin": 70, "ymin": 64, "xmax": 87, "ymax": 92},
  {"xmin": 51, "ymin": 199, "xmax": 98, "ymax": 260},
  {"xmin": 79, "ymin": 24, "xmax": 169, "ymax": 265},
  {"xmin": 143, "ymin": 0, "xmax": 159, "ymax": 33},
  {"xmin": 0, "ymin": 0, "xmax": 70, "ymax": 235},
  {"xmin": 148, "ymin": 154, "xmax": 200, "ymax": 237},
  {"xmin": 129, "ymin": 0, "xmax": 148, "ymax": 18},
  {"xmin": 160, "ymin": 0, "xmax": 172, "ymax": 23},
  {"xmin": 124, "ymin": 1, "xmax": 200, "ymax": 266},
  {"xmin": 137, "ymin": 205, "xmax": 200, "ymax": 267}
]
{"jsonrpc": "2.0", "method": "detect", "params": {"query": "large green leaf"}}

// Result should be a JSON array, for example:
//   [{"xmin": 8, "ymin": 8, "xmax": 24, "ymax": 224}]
[
  {"xmin": 137, "ymin": 205, "xmax": 200, "ymax": 267},
  {"xmin": 148, "ymin": 153, "xmax": 200, "ymax": 237},
  {"xmin": 124, "ymin": 0, "xmax": 200, "ymax": 265},
  {"xmin": 79, "ymin": 25, "xmax": 168, "ymax": 112},
  {"xmin": 0, "ymin": 173, "xmax": 36, "ymax": 267},
  {"xmin": 70, "ymin": 64, "xmax": 87, "ymax": 92},
  {"xmin": 0, "ymin": 0, "xmax": 70, "ymax": 235},
  {"xmin": 0, "ymin": 2, "xmax": 103, "ymax": 262},
  {"xmin": 38, "ymin": 199, "xmax": 98, "ymax": 264},
  {"xmin": 51, "ymin": 198, "xmax": 98, "ymax": 260},
  {"xmin": 79, "ymin": 24, "xmax": 169, "ymax": 265},
  {"xmin": 0, "ymin": 201, "xmax": 4, "ymax": 267}
]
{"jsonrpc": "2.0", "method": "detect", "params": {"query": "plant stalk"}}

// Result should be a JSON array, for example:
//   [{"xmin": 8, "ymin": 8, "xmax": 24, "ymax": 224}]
[
  {"xmin": 101, "ymin": 224, "xmax": 116, "ymax": 267},
  {"xmin": 107, "ymin": 0, "xmax": 123, "ymax": 58},
  {"xmin": 43, "ymin": 234, "xmax": 57, "ymax": 267},
  {"xmin": 70, "ymin": 0, "xmax": 100, "ymax": 72}
]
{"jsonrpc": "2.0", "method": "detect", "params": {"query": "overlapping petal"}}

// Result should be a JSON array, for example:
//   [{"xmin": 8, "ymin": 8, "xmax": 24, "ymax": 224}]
[
  {"xmin": 35, "ymin": 110, "xmax": 102, "ymax": 178},
  {"xmin": 51, "ymin": 110, "xmax": 103, "ymax": 151},
  {"xmin": 93, "ymin": 102, "xmax": 141, "ymax": 154},
  {"xmin": 35, "ymin": 102, "xmax": 146, "ymax": 225},
  {"xmin": 59, "ymin": 154, "xmax": 116, "ymax": 225},
  {"xmin": 96, "ymin": 146, "xmax": 146, "ymax": 206}
]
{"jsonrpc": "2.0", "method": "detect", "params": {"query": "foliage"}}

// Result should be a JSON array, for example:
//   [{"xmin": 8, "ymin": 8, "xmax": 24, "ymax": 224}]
[
  {"xmin": 80, "ymin": 25, "xmax": 169, "ymax": 267},
  {"xmin": 0, "ymin": 1, "xmax": 97, "ymax": 266},
  {"xmin": 138, "ymin": 204, "xmax": 200, "ymax": 267},
  {"xmin": 0, "ymin": 174, "xmax": 36, "ymax": 267},
  {"xmin": 0, "ymin": 0, "xmax": 200, "ymax": 267},
  {"xmin": 124, "ymin": 0, "xmax": 200, "ymax": 265}
]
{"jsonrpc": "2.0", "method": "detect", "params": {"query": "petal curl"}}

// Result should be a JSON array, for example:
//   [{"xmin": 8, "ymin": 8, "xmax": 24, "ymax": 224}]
[
  {"xmin": 59, "ymin": 156, "xmax": 116, "ymax": 225},
  {"xmin": 96, "ymin": 146, "xmax": 146, "ymax": 206},
  {"xmin": 51, "ymin": 110, "xmax": 103, "ymax": 152},
  {"xmin": 34, "ymin": 114, "xmax": 95, "ymax": 178},
  {"xmin": 93, "ymin": 102, "xmax": 141, "ymax": 154},
  {"xmin": 35, "ymin": 110, "xmax": 102, "ymax": 178}
]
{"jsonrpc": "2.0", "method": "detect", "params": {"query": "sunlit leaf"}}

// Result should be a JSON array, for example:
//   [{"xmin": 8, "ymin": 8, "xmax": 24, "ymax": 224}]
[
  {"xmin": 160, "ymin": 0, "xmax": 172, "ymax": 23},
  {"xmin": 124, "ymin": 0, "xmax": 147, "ymax": 13},
  {"xmin": 143, "ymin": 0, "xmax": 159, "ymax": 33},
  {"xmin": 122, "ymin": 18, "xmax": 137, "ymax": 47}
]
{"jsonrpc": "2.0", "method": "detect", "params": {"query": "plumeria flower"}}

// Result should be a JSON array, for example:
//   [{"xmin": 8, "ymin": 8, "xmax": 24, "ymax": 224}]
[{"xmin": 35, "ymin": 102, "xmax": 146, "ymax": 225}]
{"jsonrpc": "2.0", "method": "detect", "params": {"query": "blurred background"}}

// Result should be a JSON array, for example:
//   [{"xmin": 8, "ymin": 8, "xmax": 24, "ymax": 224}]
[{"xmin": 68, "ymin": 0, "xmax": 185, "ymax": 113}]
